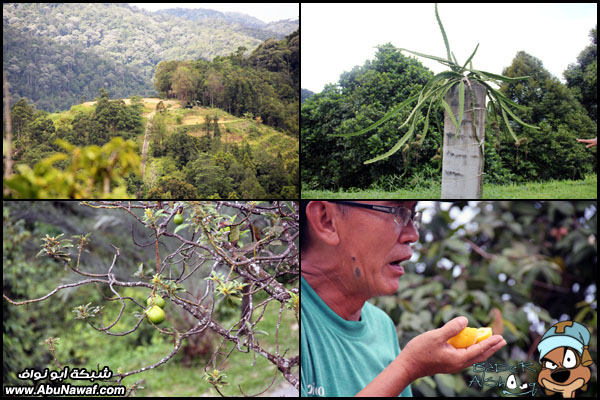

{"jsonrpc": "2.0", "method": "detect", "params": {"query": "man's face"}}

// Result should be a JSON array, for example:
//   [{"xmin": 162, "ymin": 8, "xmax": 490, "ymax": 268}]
[{"xmin": 336, "ymin": 201, "xmax": 419, "ymax": 297}]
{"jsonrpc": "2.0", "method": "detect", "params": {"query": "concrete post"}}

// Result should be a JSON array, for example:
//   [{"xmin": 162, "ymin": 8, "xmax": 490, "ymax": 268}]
[{"xmin": 441, "ymin": 80, "xmax": 486, "ymax": 199}]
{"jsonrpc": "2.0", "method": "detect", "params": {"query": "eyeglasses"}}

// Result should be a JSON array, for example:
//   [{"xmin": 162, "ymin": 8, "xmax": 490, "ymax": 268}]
[{"xmin": 333, "ymin": 201, "xmax": 421, "ymax": 229}]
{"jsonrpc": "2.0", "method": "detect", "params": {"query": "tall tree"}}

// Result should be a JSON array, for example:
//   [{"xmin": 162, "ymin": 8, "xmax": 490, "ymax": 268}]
[
  {"xmin": 563, "ymin": 25, "xmax": 597, "ymax": 123},
  {"xmin": 499, "ymin": 51, "xmax": 597, "ymax": 180},
  {"xmin": 9, "ymin": 99, "xmax": 36, "ymax": 141},
  {"xmin": 204, "ymin": 69, "xmax": 224, "ymax": 108},
  {"xmin": 172, "ymin": 64, "xmax": 196, "ymax": 107}
]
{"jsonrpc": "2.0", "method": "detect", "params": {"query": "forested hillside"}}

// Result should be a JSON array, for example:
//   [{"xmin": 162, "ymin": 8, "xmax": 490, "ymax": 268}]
[
  {"xmin": 4, "ymin": 31, "xmax": 299, "ymax": 199},
  {"xmin": 3, "ymin": 25, "xmax": 151, "ymax": 112},
  {"xmin": 3, "ymin": 4, "xmax": 299, "ymax": 199},
  {"xmin": 154, "ymin": 30, "xmax": 299, "ymax": 136},
  {"xmin": 2, "ymin": 3, "xmax": 298, "ymax": 112},
  {"xmin": 155, "ymin": 8, "xmax": 298, "ymax": 39}
]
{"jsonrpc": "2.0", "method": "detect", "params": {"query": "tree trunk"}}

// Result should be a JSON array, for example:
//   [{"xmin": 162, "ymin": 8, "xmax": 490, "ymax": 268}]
[
  {"xmin": 441, "ymin": 80, "xmax": 486, "ymax": 199},
  {"xmin": 140, "ymin": 112, "xmax": 155, "ymax": 182}
]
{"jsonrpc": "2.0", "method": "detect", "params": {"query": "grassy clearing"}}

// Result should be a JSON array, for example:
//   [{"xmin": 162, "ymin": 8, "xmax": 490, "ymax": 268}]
[
  {"xmin": 47, "ymin": 97, "xmax": 298, "ymax": 166},
  {"xmin": 302, "ymin": 174, "xmax": 597, "ymax": 199}
]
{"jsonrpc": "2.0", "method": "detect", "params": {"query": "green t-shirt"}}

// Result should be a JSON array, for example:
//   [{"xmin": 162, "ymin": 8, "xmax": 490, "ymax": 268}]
[{"xmin": 300, "ymin": 276, "xmax": 413, "ymax": 397}]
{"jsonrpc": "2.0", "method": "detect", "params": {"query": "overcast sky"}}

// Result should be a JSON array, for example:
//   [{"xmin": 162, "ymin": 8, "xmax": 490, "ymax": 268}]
[
  {"xmin": 130, "ymin": 3, "xmax": 298, "ymax": 23},
  {"xmin": 302, "ymin": 3, "xmax": 597, "ymax": 93}
]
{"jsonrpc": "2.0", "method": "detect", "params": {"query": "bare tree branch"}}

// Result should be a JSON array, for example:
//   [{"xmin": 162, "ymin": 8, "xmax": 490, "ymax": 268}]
[{"xmin": 3, "ymin": 201, "xmax": 299, "ymax": 394}]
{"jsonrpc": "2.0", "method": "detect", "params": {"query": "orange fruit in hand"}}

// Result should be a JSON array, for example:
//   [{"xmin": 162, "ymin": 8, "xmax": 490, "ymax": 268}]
[
  {"xmin": 447, "ymin": 327, "xmax": 478, "ymax": 348},
  {"xmin": 448, "ymin": 327, "xmax": 492, "ymax": 348},
  {"xmin": 475, "ymin": 327, "xmax": 493, "ymax": 343}
]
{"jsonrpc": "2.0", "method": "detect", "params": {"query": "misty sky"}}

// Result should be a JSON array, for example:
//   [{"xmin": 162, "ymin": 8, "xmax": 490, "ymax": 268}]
[
  {"xmin": 130, "ymin": 3, "xmax": 299, "ymax": 23},
  {"xmin": 302, "ymin": 3, "xmax": 597, "ymax": 93}
]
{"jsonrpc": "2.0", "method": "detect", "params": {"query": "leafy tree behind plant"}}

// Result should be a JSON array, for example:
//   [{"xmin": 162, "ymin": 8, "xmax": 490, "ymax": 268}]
[
  {"xmin": 302, "ymin": 44, "xmax": 440, "ymax": 189},
  {"xmin": 563, "ymin": 25, "xmax": 597, "ymax": 123},
  {"xmin": 497, "ymin": 52, "xmax": 597, "ymax": 181}
]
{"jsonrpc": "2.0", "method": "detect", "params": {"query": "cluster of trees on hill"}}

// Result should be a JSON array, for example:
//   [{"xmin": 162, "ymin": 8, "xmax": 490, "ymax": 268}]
[
  {"xmin": 146, "ymin": 118, "xmax": 297, "ymax": 199},
  {"xmin": 153, "ymin": 30, "xmax": 299, "ymax": 137},
  {"xmin": 8, "ymin": 89, "xmax": 144, "ymax": 168},
  {"xmin": 302, "ymin": 35, "xmax": 596, "ymax": 190}
]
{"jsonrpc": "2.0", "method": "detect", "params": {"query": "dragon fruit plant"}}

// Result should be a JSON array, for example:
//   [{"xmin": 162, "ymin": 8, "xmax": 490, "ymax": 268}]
[{"xmin": 334, "ymin": 3, "xmax": 538, "ymax": 164}]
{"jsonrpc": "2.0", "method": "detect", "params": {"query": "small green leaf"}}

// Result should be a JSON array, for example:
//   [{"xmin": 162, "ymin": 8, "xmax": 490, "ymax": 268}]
[
  {"xmin": 419, "ymin": 97, "xmax": 435, "ymax": 146},
  {"xmin": 435, "ymin": 3, "xmax": 452, "ymax": 63},
  {"xmin": 498, "ymin": 97, "xmax": 540, "ymax": 130},
  {"xmin": 462, "ymin": 43, "xmax": 479, "ymax": 70},
  {"xmin": 174, "ymin": 223, "xmax": 190, "ymax": 235},
  {"xmin": 467, "ymin": 68, "xmax": 530, "ymax": 83},
  {"xmin": 441, "ymin": 99, "xmax": 458, "ymax": 131},
  {"xmin": 332, "ymin": 93, "xmax": 420, "ymax": 138},
  {"xmin": 399, "ymin": 48, "xmax": 459, "ymax": 70},
  {"xmin": 364, "ymin": 122, "xmax": 416, "ymax": 164},
  {"xmin": 457, "ymin": 80, "xmax": 465, "ymax": 131},
  {"xmin": 451, "ymin": 51, "xmax": 460, "ymax": 68},
  {"xmin": 500, "ymin": 105, "xmax": 519, "ymax": 142},
  {"xmin": 483, "ymin": 83, "xmax": 526, "ymax": 110}
]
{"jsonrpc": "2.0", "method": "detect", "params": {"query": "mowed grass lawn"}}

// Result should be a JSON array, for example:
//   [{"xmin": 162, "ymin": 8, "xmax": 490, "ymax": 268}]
[{"xmin": 302, "ymin": 174, "xmax": 597, "ymax": 199}]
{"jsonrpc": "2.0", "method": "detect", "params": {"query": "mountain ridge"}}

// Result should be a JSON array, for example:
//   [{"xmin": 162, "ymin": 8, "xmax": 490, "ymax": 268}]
[{"xmin": 3, "ymin": 3, "xmax": 298, "ymax": 112}]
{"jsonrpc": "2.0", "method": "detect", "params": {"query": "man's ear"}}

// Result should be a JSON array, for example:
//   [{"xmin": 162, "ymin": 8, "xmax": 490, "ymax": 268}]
[{"xmin": 305, "ymin": 201, "xmax": 342, "ymax": 247}]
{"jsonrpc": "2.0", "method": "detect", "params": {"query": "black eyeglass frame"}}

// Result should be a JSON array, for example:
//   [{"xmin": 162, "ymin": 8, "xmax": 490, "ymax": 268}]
[{"xmin": 332, "ymin": 201, "xmax": 421, "ymax": 229}]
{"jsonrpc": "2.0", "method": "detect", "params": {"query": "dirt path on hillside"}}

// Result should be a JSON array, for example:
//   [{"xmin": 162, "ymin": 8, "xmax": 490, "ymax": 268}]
[
  {"xmin": 140, "ymin": 109, "xmax": 156, "ymax": 179},
  {"xmin": 181, "ymin": 116, "xmax": 246, "ymax": 125},
  {"xmin": 80, "ymin": 98, "xmax": 178, "ymax": 180}
]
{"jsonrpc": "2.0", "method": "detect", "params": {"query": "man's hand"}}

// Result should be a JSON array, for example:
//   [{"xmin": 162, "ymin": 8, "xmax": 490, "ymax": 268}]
[
  {"xmin": 356, "ymin": 316, "xmax": 506, "ymax": 397},
  {"xmin": 399, "ymin": 316, "xmax": 506, "ymax": 381},
  {"xmin": 576, "ymin": 137, "xmax": 597, "ymax": 148}
]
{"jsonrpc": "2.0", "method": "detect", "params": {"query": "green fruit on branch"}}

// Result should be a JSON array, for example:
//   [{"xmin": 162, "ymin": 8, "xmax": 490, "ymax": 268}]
[
  {"xmin": 145, "ymin": 305, "xmax": 165, "ymax": 325},
  {"xmin": 146, "ymin": 294, "xmax": 166, "ymax": 308},
  {"xmin": 174, "ymin": 214, "xmax": 184, "ymax": 225}
]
